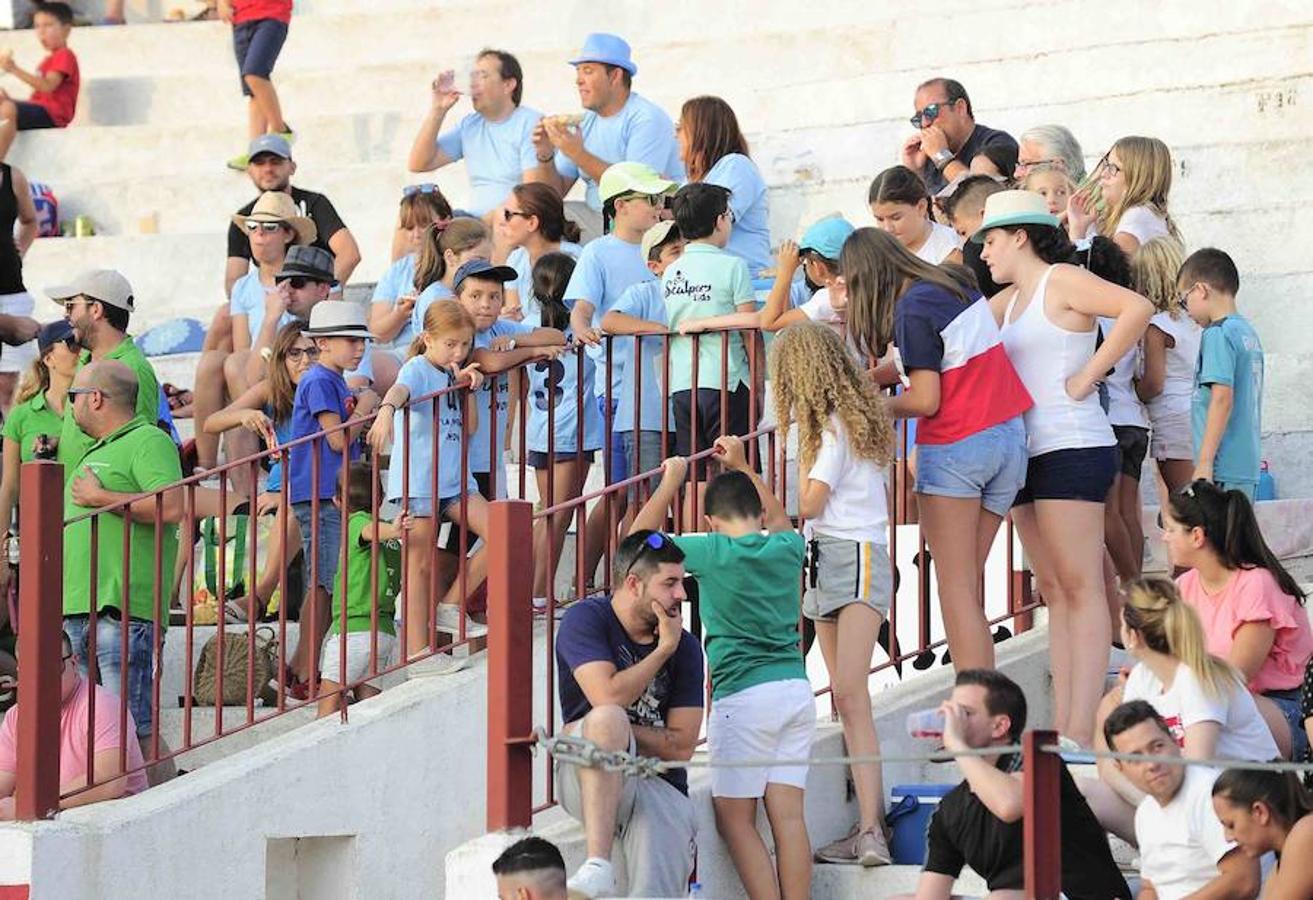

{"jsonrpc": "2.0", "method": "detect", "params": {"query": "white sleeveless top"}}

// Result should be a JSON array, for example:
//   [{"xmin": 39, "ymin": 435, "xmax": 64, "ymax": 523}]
[
  {"xmin": 1000, "ymin": 266, "xmax": 1115, "ymax": 457},
  {"xmin": 914, "ymin": 221, "xmax": 962, "ymax": 265},
  {"xmin": 1098, "ymin": 317, "xmax": 1149, "ymax": 429},
  {"xmin": 1146, "ymin": 310, "xmax": 1202, "ymax": 421}
]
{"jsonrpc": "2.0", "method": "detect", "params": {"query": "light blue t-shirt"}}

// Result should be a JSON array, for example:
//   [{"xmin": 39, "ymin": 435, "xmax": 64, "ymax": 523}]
[
  {"xmin": 1193, "ymin": 314, "xmax": 1264, "ymax": 486},
  {"xmin": 506, "ymin": 242, "xmax": 583, "ymax": 325},
  {"xmin": 470, "ymin": 319, "xmax": 536, "ymax": 478},
  {"xmin": 411, "ymin": 280, "xmax": 455, "ymax": 337},
  {"xmin": 554, "ymin": 92, "xmax": 685, "ymax": 211},
  {"xmin": 705, "ymin": 153, "xmax": 771, "ymax": 278},
  {"xmin": 436, "ymin": 106, "xmax": 542, "ymax": 216},
  {"xmin": 527, "ymin": 338, "xmax": 603, "ymax": 455},
  {"xmin": 371, "ymin": 253, "xmax": 418, "ymax": 349},
  {"xmin": 230, "ymin": 271, "xmax": 293, "ymax": 339},
  {"xmin": 609, "ymin": 280, "xmax": 672, "ymax": 434},
  {"xmin": 563, "ymin": 234, "xmax": 654, "ymax": 399},
  {"xmin": 386, "ymin": 357, "xmax": 476, "ymax": 504},
  {"xmin": 662, "ymin": 242, "xmax": 753, "ymax": 394}
]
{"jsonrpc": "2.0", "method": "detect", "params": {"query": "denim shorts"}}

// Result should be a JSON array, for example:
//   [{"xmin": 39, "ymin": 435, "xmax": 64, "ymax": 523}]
[
  {"xmin": 596, "ymin": 396, "xmax": 628, "ymax": 483},
  {"xmin": 64, "ymin": 614, "xmax": 157, "ymax": 738},
  {"xmin": 293, "ymin": 501, "xmax": 341, "ymax": 593},
  {"xmin": 1013, "ymin": 445, "xmax": 1119, "ymax": 506},
  {"xmin": 1264, "ymin": 690, "xmax": 1309, "ymax": 762},
  {"xmin": 621, "ymin": 430, "xmax": 676, "ymax": 501},
  {"xmin": 914, "ymin": 417, "xmax": 1028, "ymax": 517},
  {"xmin": 233, "ymin": 18, "xmax": 288, "ymax": 94}
]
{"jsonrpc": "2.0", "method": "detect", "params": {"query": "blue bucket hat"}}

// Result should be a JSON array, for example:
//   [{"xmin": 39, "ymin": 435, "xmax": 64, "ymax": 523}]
[
  {"xmin": 569, "ymin": 33, "xmax": 637, "ymax": 76},
  {"xmin": 799, "ymin": 216, "xmax": 855, "ymax": 260}
]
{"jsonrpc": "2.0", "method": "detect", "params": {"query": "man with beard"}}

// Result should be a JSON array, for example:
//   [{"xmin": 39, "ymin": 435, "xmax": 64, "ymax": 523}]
[{"xmin": 553, "ymin": 530, "xmax": 703, "ymax": 899}]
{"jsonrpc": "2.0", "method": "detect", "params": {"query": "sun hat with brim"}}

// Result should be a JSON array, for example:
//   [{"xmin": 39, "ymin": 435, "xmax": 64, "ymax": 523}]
[
  {"xmin": 640, "ymin": 220, "xmax": 680, "ymax": 261},
  {"xmin": 232, "ymin": 191, "xmax": 317, "ymax": 247},
  {"xmin": 303, "ymin": 301, "xmax": 373, "ymax": 340},
  {"xmin": 599, "ymin": 161, "xmax": 676, "ymax": 204},
  {"xmin": 47, "ymin": 269, "xmax": 135, "ymax": 312},
  {"xmin": 799, "ymin": 216, "xmax": 856, "ymax": 260},
  {"xmin": 453, "ymin": 259, "xmax": 518, "ymax": 293},
  {"xmin": 568, "ymin": 33, "xmax": 637, "ymax": 76},
  {"xmin": 970, "ymin": 189, "xmax": 1060, "ymax": 243}
]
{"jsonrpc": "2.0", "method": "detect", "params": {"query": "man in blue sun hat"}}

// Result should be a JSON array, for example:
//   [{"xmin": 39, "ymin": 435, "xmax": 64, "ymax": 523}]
[{"xmin": 531, "ymin": 33, "xmax": 684, "ymax": 236}]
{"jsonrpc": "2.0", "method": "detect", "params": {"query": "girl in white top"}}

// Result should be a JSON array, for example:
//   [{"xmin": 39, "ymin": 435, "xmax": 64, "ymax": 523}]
[
  {"xmin": 1067, "ymin": 135, "xmax": 1181, "ymax": 255},
  {"xmin": 1092, "ymin": 577, "xmax": 1279, "ymax": 836},
  {"xmin": 867, "ymin": 165, "xmax": 962, "ymax": 265},
  {"xmin": 979, "ymin": 190, "xmax": 1153, "ymax": 747},
  {"xmin": 771, "ymin": 322, "xmax": 897, "ymax": 865},
  {"xmin": 1132, "ymin": 236, "xmax": 1201, "ymax": 495}
]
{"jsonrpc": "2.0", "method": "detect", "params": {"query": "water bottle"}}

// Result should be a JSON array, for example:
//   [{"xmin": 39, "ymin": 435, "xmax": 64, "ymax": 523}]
[{"xmin": 1256, "ymin": 460, "xmax": 1276, "ymax": 502}]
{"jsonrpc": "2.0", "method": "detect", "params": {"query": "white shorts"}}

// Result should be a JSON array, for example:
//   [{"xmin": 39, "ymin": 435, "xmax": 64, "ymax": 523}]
[
  {"xmin": 0, "ymin": 291, "xmax": 36, "ymax": 373},
  {"xmin": 707, "ymin": 678, "xmax": 815, "ymax": 797},
  {"xmin": 320, "ymin": 630, "xmax": 398, "ymax": 685},
  {"xmin": 1149, "ymin": 408, "xmax": 1192, "ymax": 461}
]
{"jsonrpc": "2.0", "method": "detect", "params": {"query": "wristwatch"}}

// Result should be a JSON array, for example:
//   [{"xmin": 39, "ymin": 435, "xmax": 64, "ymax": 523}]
[{"xmin": 932, "ymin": 148, "xmax": 955, "ymax": 170}]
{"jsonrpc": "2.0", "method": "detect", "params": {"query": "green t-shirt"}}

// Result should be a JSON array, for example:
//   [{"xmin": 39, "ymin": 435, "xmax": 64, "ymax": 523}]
[
  {"xmin": 63, "ymin": 417, "xmax": 182, "ymax": 623},
  {"xmin": 673, "ymin": 530, "xmax": 806, "ymax": 700},
  {"xmin": 1, "ymin": 392, "xmax": 63, "ymax": 461},
  {"xmin": 58, "ymin": 337, "xmax": 162, "ymax": 472},
  {"xmin": 330, "ymin": 510, "xmax": 401, "ymax": 636},
  {"xmin": 661, "ymin": 242, "xmax": 754, "ymax": 394}
]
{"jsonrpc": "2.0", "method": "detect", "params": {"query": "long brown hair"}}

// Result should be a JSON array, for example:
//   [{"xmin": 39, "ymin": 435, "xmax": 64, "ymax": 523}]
[
  {"xmin": 510, "ymin": 183, "xmax": 581, "ymax": 244},
  {"xmin": 398, "ymin": 188, "xmax": 453, "ymax": 231},
  {"xmin": 407, "ymin": 299, "xmax": 477, "ymax": 360},
  {"xmin": 680, "ymin": 96, "xmax": 750, "ymax": 183},
  {"xmin": 841, "ymin": 227, "xmax": 977, "ymax": 362},
  {"xmin": 266, "ymin": 321, "xmax": 309, "ymax": 424},
  {"xmin": 414, "ymin": 218, "xmax": 488, "ymax": 293}
]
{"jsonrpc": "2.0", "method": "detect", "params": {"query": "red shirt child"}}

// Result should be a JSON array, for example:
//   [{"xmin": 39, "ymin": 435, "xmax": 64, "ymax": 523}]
[{"xmin": 2, "ymin": 3, "xmax": 79, "ymax": 129}]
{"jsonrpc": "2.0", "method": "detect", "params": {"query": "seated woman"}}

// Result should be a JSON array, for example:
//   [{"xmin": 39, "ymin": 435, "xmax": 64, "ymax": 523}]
[
  {"xmin": 1087, "ymin": 577, "xmax": 1280, "ymax": 839},
  {"xmin": 1212, "ymin": 770, "xmax": 1313, "ymax": 900}
]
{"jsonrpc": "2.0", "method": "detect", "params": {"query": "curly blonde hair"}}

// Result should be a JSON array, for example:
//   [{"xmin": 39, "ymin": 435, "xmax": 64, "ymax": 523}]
[
  {"xmin": 1131, "ymin": 235, "xmax": 1187, "ymax": 318},
  {"xmin": 768, "ymin": 322, "xmax": 894, "ymax": 472}
]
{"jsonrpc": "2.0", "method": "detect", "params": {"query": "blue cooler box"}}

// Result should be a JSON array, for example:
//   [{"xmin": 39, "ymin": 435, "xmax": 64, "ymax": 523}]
[{"xmin": 887, "ymin": 783, "xmax": 955, "ymax": 865}]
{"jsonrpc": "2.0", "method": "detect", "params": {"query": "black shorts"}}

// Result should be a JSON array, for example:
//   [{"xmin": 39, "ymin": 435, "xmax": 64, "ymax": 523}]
[
  {"xmin": 1113, "ymin": 425, "xmax": 1149, "ymax": 480},
  {"xmin": 233, "ymin": 18, "xmax": 288, "ymax": 95},
  {"xmin": 672, "ymin": 384, "xmax": 751, "ymax": 479},
  {"xmin": 438, "ymin": 471, "xmax": 490, "ymax": 554},
  {"xmin": 527, "ymin": 449, "xmax": 596, "ymax": 469},
  {"xmin": 14, "ymin": 101, "xmax": 55, "ymax": 130},
  {"xmin": 1012, "ymin": 445, "xmax": 1118, "ymax": 506}
]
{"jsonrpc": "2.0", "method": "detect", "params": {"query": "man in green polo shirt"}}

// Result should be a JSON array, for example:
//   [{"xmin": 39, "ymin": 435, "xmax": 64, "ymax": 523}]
[
  {"xmin": 61, "ymin": 360, "xmax": 182, "ymax": 750},
  {"xmin": 45, "ymin": 269, "xmax": 165, "ymax": 471}
]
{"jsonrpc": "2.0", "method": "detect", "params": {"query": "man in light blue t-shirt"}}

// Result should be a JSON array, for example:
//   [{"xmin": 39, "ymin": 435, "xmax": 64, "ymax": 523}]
[
  {"xmin": 531, "ymin": 34, "xmax": 684, "ymax": 215},
  {"xmin": 407, "ymin": 50, "xmax": 542, "ymax": 216}
]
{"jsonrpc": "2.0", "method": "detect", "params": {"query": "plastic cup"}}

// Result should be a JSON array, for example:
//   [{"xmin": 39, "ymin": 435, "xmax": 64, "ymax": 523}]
[{"xmin": 906, "ymin": 708, "xmax": 945, "ymax": 740}]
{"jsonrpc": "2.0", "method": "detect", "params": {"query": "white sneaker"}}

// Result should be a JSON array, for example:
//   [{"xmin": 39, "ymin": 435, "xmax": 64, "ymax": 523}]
[
  {"xmin": 405, "ymin": 655, "xmax": 469, "ymax": 678},
  {"xmin": 566, "ymin": 858, "xmax": 615, "ymax": 899},
  {"xmin": 434, "ymin": 604, "xmax": 487, "ymax": 638}
]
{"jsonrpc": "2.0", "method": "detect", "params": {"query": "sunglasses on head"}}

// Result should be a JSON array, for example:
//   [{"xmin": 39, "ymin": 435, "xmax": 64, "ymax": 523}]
[
  {"xmin": 244, "ymin": 220, "xmax": 286, "ymax": 234},
  {"xmin": 403, "ymin": 183, "xmax": 440, "ymax": 198},
  {"xmin": 623, "ymin": 531, "xmax": 672, "ymax": 578}
]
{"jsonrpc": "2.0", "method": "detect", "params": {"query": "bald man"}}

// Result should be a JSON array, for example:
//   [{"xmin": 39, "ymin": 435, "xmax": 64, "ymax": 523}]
[{"xmin": 62, "ymin": 359, "xmax": 183, "ymax": 761}]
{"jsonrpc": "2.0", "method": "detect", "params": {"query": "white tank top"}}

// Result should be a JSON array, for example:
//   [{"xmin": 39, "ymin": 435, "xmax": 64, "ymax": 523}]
[
  {"xmin": 1098, "ymin": 317, "xmax": 1149, "ymax": 429},
  {"xmin": 914, "ymin": 221, "xmax": 962, "ymax": 265},
  {"xmin": 1146, "ymin": 310, "xmax": 1202, "ymax": 420},
  {"xmin": 1000, "ymin": 266, "xmax": 1115, "ymax": 456}
]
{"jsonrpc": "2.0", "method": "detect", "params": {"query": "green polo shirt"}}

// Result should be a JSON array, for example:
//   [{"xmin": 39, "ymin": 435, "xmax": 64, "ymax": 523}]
[
  {"xmin": 63, "ymin": 417, "xmax": 182, "ymax": 623},
  {"xmin": 1, "ymin": 391, "xmax": 63, "ymax": 461},
  {"xmin": 661, "ymin": 241, "xmax": 754, "ymax": 394},
  {"xmin": 329, "ymin": 510, "xmax": 401, "ymax": 636},
  {"xmin": 58, "ymin": 337, "xmax": 162, "ymax": 472}
]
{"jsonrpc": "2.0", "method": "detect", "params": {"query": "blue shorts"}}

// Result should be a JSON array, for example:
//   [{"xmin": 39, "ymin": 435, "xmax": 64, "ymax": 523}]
[
  {"xmin": 915, "ymin": 417, "xmax": 1028, "ymax": 517},
  {"xmin": 14, "ymin": 101, "xmax": 56, "ymax": 130},
  {"xmin": 397, "ymin": 495, "xmax": 461, "ymax": 519},
  {"xmin": 1012, "ymin": 445, "xmax": 1119, "ymax": 506},
  {"xmin": 597, "ymin": 395, "xmax": 628, "ymax": 483},
  {"xmin": 293, "ymin": 501, "xmax": 341, "ymax": 593},
  {"xmin": 64, "ymin": 614, "xmax": 157, "ymax": 738},
  {"xmin": 527, "ymin": 449, "xmax": 596, "ymax": 469},
  {"xmin": 233, "ymin": 18, "xmax": 288, "ymax": 95},
  {"xmin": 1264, "ymin": 690, "xmax": 1309, "ymax": 762}
]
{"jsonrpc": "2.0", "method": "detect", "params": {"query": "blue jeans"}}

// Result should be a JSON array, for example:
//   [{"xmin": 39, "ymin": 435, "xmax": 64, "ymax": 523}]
[
  {"xmin": 293, "ymin": 502, "xmax": 341, "ymax": 593},
  {"xmin": 1264, "ymin": 690, "xmax": 1309, "ymax": 761},
  {"xmin": 64, "ymin": 614, "xmax": 157, "ymax": 738},
  {"xmin": 914, "ymin": 418, "xmax": 1028, "ymax": 517}
]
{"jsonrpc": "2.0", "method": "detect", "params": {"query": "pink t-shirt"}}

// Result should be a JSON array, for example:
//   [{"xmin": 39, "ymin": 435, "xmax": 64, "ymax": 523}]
[
  {"xmin": 1177, "ymin": 566, "xmax": 1313, "ymax": 693},
  {"xmin": 0, "ymin": 679, "xmax": 147, "ymax": 797}
]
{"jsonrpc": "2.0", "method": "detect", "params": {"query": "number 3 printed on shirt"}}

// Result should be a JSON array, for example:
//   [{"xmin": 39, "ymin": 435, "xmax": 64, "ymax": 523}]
[{"xmin": 532, "ymin": 358, "xmax": 566, "ymax": 412}]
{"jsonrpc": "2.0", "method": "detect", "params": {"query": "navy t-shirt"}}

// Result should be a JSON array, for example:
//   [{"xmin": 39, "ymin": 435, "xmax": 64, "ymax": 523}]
[
  {"xmin": 555, "ymin": 596, "xmax": 705, "ymax": 794},
  {"xmin": 919, "ymin": 123, "xmax": 1019, "ymax": 193},
  {"xmin": 289, "ymin": 364, "xmax": 357, "ymax": 503}
]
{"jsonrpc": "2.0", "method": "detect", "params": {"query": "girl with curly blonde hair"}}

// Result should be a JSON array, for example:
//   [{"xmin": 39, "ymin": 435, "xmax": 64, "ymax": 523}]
[{"xmin": 769, "ymin": 321, "xmax": 896, "ymax": 866}]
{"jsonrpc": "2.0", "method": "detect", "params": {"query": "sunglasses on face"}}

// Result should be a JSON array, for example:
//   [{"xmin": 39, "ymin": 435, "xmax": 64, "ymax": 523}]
[
  {"xmin": 503, "ymin": 208, "xmax": 532, "ymax": 222},
  {"xmin": 910, "ymin": 101, "xmax": 951, "ymax": 128},
  {"xmin": 617, "ymin": 193, "xmax": 662, "ymax": 207},
  {"xmin": 279, "ymin": 276, "xmax": 325, "ymax": 290},
  {"xmin": 403, "ymin": 183, "xmax": 440, "ymax": 198},
  {"xmin": 244, "ymin": 220, "xmax": 287, "ymax": 234},
  {"xmin": 285, "ymin": 346, "xmax": 320, "ymax": 361},
  {"xmin": 66, "ymin": 387, "xmax": 101, "ymax": 402}
]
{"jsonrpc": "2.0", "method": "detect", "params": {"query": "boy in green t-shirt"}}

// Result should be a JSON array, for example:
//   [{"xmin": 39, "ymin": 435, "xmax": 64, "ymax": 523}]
[
  {"xmin": 318, "ymin": 462, "xmax": 409, "ymax": 718},
  {"xmin": 630, "ymin": 435, "xmax": 814, "ymax": 899}
]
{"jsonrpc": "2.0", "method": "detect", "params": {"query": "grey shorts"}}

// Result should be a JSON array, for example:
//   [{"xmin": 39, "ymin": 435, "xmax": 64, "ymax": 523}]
[{"xmin": 802, "ymin": 533, "xmax": 892, "ymax": 621}]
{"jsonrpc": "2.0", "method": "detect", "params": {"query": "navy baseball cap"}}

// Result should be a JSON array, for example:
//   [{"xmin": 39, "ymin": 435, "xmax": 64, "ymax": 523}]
[
  {"xmin": 37, "ymin": 319, "xmax": 75, "ymax": 353},
  {"xmin": 452, "ymin": 259, "xmax": 517, "ymax": 293}
]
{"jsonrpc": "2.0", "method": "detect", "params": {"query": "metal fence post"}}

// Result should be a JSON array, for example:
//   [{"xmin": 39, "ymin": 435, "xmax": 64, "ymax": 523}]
[
  {"xmin": 1023, "ymin": 729, "xmax": 1062, "ymax": 899},
  {"xmin": 15, "ymin": 461, "xmax": 65, "ymax": 821},
  {"xmin": 486, "ymin": 499, "xmax": 534, "ymax": 831}
]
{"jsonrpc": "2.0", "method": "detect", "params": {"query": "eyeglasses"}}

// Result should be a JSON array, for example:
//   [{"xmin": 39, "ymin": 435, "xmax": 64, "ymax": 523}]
[
  {"xmin": 720, "ymin": 208, "xmax": 737, "ymax": 225},
  {"xmin": 403, "ymin": 183, "xmax": 440, "ymax": 198},
  {"xmin": 624, "ymin": 531, "xmax": 672, "ymax": 578},
  {"xmin": 1015, "ymin": 157, "xmax": 1063, "ymax": 173},
  {"xmin": 503, "ymin": 208, "xmax": 532, "ymax": 222},
  {"xmin": 285, "ymin": 346, "xmax": 321, "ymax": 361},
  {"xmin": 1176, "ymin": 283, "xmax": 1199, "ymax": 308},
  {"xmin": 1096, "ymin": 154, "xmax": 1122, "ymax": 178},
  {"xmin": 67, "ymin": 387, "xmax": 101, "ymax": 402},
  {"xmin": 244, "ymin": 220, "xmax": 286, "ymax": 234},
  {"xmin": 909, "ymin": 100, "xmax": 951, "ymax": 128}
]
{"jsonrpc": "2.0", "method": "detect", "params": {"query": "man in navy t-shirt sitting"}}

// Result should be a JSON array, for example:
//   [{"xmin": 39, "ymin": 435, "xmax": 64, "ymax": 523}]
[{"xmin": 553, "ymin": 530, "xmax": 704, "ymax": 900}]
